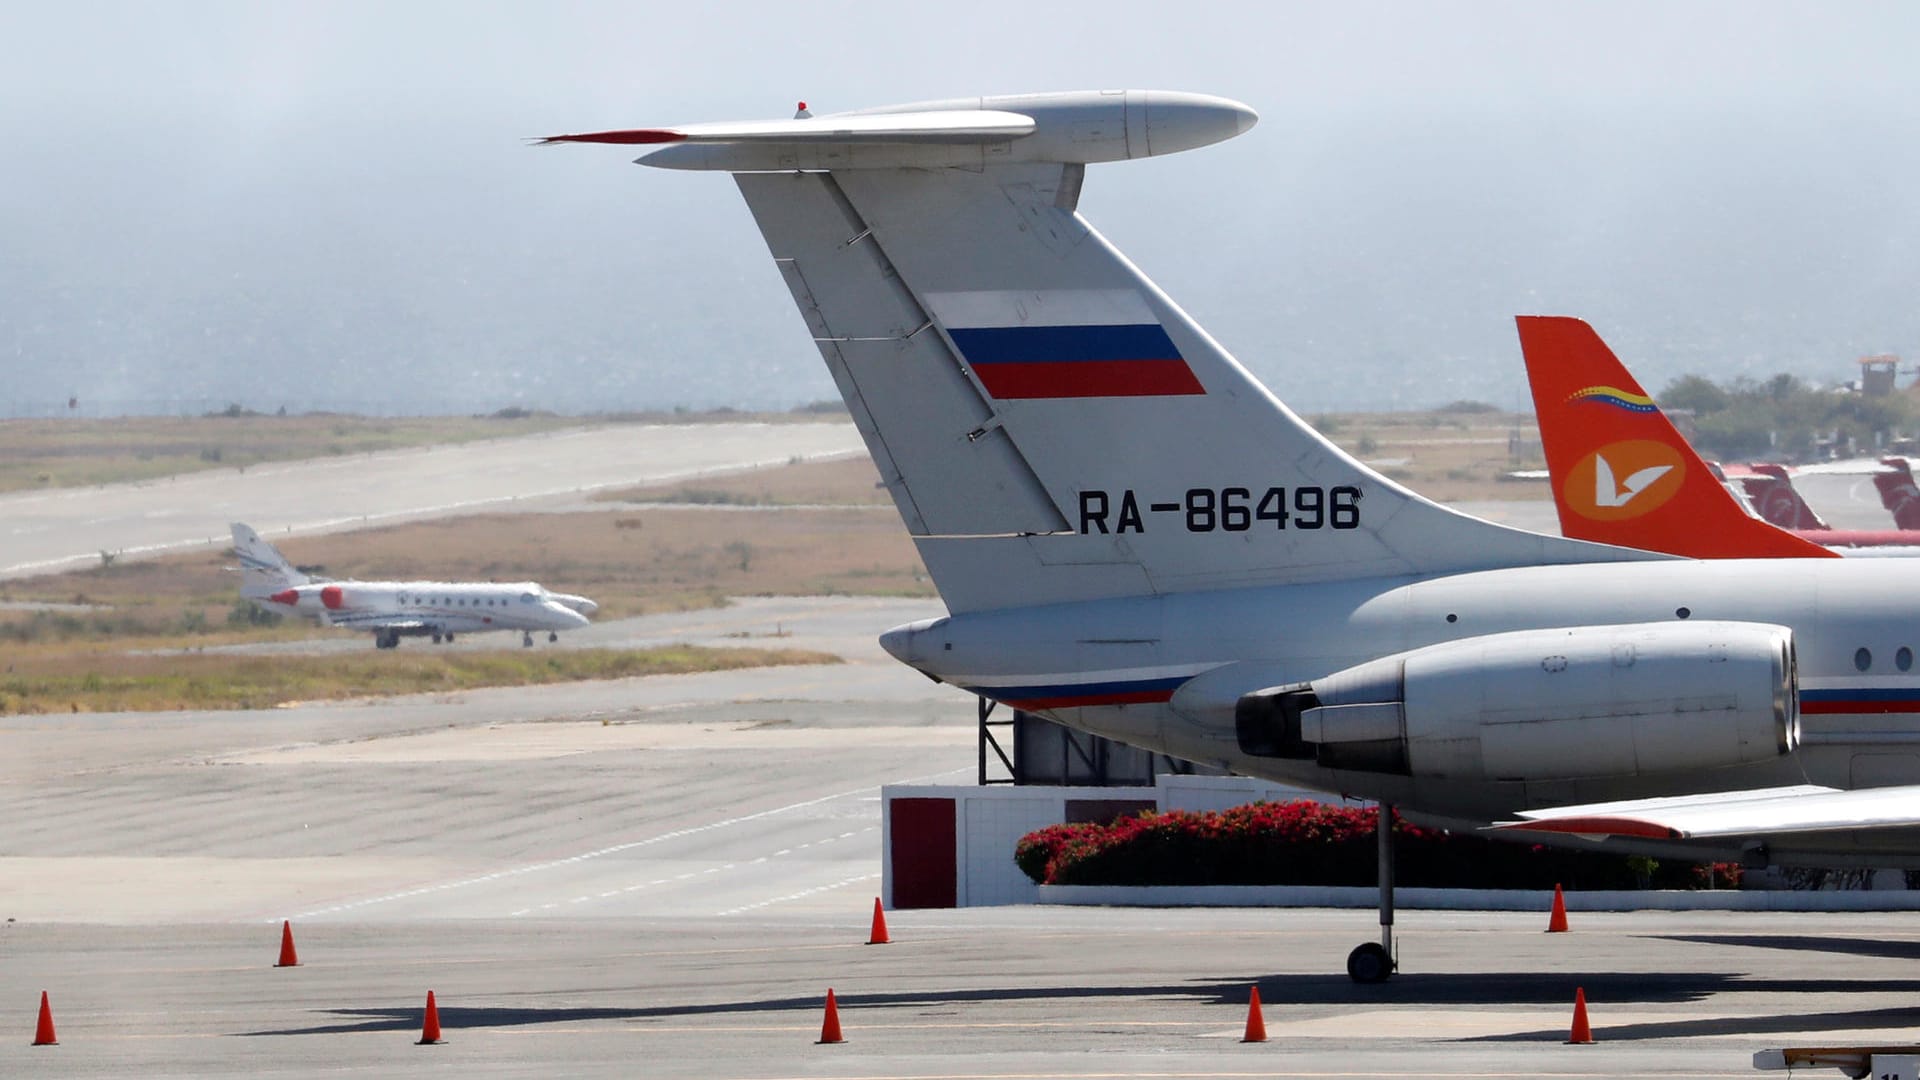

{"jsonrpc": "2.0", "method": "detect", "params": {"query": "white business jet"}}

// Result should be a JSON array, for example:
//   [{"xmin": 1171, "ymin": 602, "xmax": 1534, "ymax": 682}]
[{"xmin": 232, "ymin": 523, "xmax": 596, "ymax": 649}]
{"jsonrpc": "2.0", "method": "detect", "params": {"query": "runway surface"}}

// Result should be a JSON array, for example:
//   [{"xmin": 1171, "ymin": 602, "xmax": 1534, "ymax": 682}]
[
  {"xmin": 0, "ymin": 421, "xmax": 864, "ymax": 579},
  {"xmin": 3, "ymin": 596, "xmax": 1917, "ymax": 1077}
]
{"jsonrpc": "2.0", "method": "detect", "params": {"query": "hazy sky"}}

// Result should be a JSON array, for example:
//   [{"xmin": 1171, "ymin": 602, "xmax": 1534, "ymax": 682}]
[{"xmin": 5, "ymin": 2, "xmax": 1920, "ymax": 415}]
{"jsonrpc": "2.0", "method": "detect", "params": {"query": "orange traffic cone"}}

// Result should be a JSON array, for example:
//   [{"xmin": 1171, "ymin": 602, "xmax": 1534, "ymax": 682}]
[
  {"xmin": 1241, "ymin": 985, "xmax": 1267, "ymax": 1043},
  {"xmin": 1546, "ymin": 883, "xmax": 1570, "ymax": 933},
  {"xmin": 276, "ymin": 920, "xmax": 301, "ymax": 967},
  {"xmin": 867, "ymin": 898, "xmax": 890, "ymax": 945},
  {"xmin": 417, "ymin": 990, "xmax": 444, "ymax": 1045},
  {"xmin": 1566, "ymin": 987, "xmax": 1593, "ymax": 1044},
  {"xmin": 817, "ymin": 988, "xmax": 844, "ymax": 1044},
  {"xmin": 32, "ymin": 991, "xmax": 56, "ymax": 1047}
]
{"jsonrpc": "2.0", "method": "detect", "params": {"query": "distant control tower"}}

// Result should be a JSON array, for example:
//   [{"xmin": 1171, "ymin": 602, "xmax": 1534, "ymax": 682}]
[{"xmin": 1860, "ymin": 354, "xmax": 1900, "ymax": 397}]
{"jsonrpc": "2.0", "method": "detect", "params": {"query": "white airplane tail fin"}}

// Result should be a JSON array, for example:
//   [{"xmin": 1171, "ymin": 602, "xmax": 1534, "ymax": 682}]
[
  {"xmin": 230, "ymin": 523, "xmax": 308, "ymax": 596},
  {"xmin": 552, "ymin": 91, "xmax": 1662, "ymax": 612}
]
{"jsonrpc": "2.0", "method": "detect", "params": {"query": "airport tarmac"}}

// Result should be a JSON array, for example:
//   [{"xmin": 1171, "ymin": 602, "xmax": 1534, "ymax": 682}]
[
  {"xmin": 9, "ymin": 900, "xmax": 1920, "ymax": 1076},
  {"xmin": 1794, "ymin": 469, "xmax": 1916, "ymax": 531},
  {"xmin": 7, "ymin": 433, "xmax": 1919, "ymax": 1076},
  {"xmin": 4, "ymin": 596, "xmax": 1920, "ymax": 1077},
  {"xmin": 0, "ymin": 421, "xmax": 864, "ymax": 579}
]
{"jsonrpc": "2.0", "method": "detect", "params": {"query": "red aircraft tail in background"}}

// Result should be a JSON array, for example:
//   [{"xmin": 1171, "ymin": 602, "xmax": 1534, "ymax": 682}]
[
  {"xmin": 1875, "ymin": 458, "xmax": 1920, "ymax": 530},
  {"xmin": 1720, "ymin": 463, "xmax": 1831, "ymax": 531},
  {"xmin": 1516, "ymin": 316, "xmax": 1836, "ymax": 559}
]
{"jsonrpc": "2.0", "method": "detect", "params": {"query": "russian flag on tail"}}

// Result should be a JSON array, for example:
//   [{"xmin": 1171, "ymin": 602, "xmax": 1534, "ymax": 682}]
[{"xmin": 928, "ymin": 289, "xmax": 1205, "ymax": 400}]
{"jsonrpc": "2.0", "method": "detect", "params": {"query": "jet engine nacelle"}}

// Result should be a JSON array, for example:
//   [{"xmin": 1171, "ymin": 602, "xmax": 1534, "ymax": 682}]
[{"xmin": 1236, "ymin": 621, "xmax": 1798, "ymax": 782}]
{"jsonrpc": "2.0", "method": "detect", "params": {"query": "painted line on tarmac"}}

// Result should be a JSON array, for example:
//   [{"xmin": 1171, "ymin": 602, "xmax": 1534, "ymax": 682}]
[
  {"xmin": 291, "ymin": 766, "xmax": 964, "ymax": 920},
  {"xmin": 510, "ymin": 826, "xmax": 877, "ymax": 916},
  {"xmin": 717, "ymin": 871, "xmax": 881, "ymax": 916}
]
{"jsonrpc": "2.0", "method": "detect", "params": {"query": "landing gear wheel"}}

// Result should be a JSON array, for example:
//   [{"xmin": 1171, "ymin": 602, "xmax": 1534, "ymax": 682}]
[
  {"xmin": 431, "ymin": 633, "xmax": 443, "ymax": 644},
  {"xmin": 445, "ymin": 633, "xmax": 455, "ymax": 644},
  {"xmin": 523, "ymin": 632, "xmax": 534, "ymax": 648},
  {"xmin": 1346, "ymin": 941, "xmax": 1392, "ymax": 984},
  {"xmin": 548, "ymin": 631, "xmax": 558, "ymax": 643}
]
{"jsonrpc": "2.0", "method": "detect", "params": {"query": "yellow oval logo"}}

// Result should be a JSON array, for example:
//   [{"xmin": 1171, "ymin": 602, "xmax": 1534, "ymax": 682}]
[{"xmin": 1564, "ymin": 439, "xmax": 1686, "ymax": 521}]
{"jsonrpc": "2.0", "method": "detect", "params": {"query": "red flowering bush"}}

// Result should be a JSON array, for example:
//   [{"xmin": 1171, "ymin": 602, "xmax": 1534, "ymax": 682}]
[{"xmin": 1014, "ymin": 800, "xmax": 1743, "ymax": 890}]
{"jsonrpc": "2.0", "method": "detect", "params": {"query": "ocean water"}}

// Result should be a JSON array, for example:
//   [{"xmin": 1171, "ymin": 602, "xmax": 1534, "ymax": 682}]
[{"xmin": 5, "ymin": 108, "xmax": 1918, "ymax": 419}]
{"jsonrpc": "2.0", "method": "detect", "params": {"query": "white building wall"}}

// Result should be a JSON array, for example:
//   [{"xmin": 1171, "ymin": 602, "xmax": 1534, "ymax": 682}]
[
  {"xmin": 883, "ymin": 776, "xmax": 1365, "ymax": 908},
  {"xmin": 961, "ymin": 795, "xmax": 1074, "ymax": 906}
]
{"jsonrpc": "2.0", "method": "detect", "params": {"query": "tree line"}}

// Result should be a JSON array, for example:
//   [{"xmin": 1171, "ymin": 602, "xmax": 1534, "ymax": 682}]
[{"xmin": 1658, "ymin": 372, "xmax": 1914, "ymax": 461}]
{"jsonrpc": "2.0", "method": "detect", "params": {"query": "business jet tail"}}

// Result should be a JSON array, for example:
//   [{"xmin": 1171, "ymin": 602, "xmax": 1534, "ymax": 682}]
[{"xmin": 230, "ymin": 522, "xmax": 311, "ymax": 596}]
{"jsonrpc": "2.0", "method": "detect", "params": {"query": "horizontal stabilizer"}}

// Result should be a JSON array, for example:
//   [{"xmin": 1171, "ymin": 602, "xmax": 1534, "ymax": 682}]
[
  {"xmin": 542, "ymin": 90, "xmax": 1257, "ymax": 172},
  {"xmin": 1495, "ymin": 783, "xmax": 1920, "ymax": 839},
  {"xmin": 538, "ymin": 110, "xmax": 1036, "ymax": 147}
]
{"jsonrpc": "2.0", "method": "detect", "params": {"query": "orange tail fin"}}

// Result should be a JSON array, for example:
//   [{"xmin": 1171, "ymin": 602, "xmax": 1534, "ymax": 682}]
[{"xmin": 1516, "ymin": 316, "xmax": 1834, "ymax": 559}]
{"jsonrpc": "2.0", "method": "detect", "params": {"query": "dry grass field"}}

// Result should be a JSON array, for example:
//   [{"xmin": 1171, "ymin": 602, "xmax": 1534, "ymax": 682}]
[
  {"xmin": 0, "ymin": 409, "xmax": 1542, "ymax": 714},
  {"xmin": 0, "ymin": 645, "xmax": 836, "ymax": 715},
  {"xmin": 0, "ymin": 457, "xmax": 917, "ymax": 714},
  {"xmin": 1313, "ymin": 408, "xmax": 1549, "ymax": 503}
]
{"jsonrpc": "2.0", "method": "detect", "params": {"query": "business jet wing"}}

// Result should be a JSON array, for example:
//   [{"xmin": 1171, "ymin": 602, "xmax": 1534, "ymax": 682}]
[
  {"xmin": 322, "ymin": 612, "xmax": 431, "ymax": 633},
  {"xmin": 1494, "ymin": 783, "xmax": 1920, "ymax": 839}
]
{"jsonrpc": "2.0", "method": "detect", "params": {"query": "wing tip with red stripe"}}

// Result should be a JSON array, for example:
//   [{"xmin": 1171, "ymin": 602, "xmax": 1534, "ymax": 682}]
[
  {"xmin": 1493, "ymin": 816, "xmax": 1684, "ymax": 840},
  {"xmin": 535, "ymin": 129, "xmax": 688, "ymax": 146}
]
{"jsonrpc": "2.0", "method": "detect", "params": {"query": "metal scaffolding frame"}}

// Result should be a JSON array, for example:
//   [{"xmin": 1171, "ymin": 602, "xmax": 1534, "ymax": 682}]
[{"xmin": 976, "ymin": 696, "xmax": 1214, "ymax": 786}]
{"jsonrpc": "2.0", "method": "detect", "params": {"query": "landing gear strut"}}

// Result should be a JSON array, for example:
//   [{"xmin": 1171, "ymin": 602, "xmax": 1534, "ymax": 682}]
[
  {"xmin": 523, "ymin": 631, "xmax": 534, "ymax": 648},
  {"xmin": 1347, "ymin": 802, "xmax": 1396, "ymax": 983}
]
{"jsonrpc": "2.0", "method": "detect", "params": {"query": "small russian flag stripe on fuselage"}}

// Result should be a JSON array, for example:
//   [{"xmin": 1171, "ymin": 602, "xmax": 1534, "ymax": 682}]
[
  {"xmin": 1801, "ymin": 687, "xmax": 1920, "ymax": 714},
  {"xmin": 966, "ymin": 674, "xmax": 1191, "ymax": 711}
]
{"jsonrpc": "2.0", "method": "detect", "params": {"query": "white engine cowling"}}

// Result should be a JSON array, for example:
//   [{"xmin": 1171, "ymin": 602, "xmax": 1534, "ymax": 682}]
[{"xmin": 1238, "ymin": 621, "xmax": 1798, "ymax": 782}]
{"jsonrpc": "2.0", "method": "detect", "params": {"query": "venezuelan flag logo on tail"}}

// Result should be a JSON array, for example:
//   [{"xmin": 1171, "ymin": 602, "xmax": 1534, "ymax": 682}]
[
  {"xmin": 928, "ymin": 289, "xmax": 1204, "ymax": 399},
  {"xmin": 1567, "ymin": 385, "xmax": 1659, "ymax": 414}
]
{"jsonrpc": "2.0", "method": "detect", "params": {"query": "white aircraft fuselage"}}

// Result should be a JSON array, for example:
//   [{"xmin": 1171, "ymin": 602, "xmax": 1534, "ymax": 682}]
[
  {"xmin": 884, "ymin": 557, "xmax": 1920, "ymax": 865},
  {"xmin": 232, "ymin": 521, "xmax": 597, "ymax": 649},
  {"xmin": 552, "ymin": 89, "xmax": 1920, "ymax": 881},
  {"xmin": 254, "ymin": 580, "xmax": 593, "ymax": 639}
]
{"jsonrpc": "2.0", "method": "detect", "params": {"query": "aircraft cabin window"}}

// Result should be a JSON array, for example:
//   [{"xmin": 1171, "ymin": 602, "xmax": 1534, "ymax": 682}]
[
  {"xmin": 1675, "ymin": 607, "xmax": 1691, "ymax": 620},
  {"xmin": 1855, "ymin": 647, "xmax": 1873, "ymax": 672},
  {"xmin": 1900, "ymin": 647, "xmax": 1914, "ymax": 672}
]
